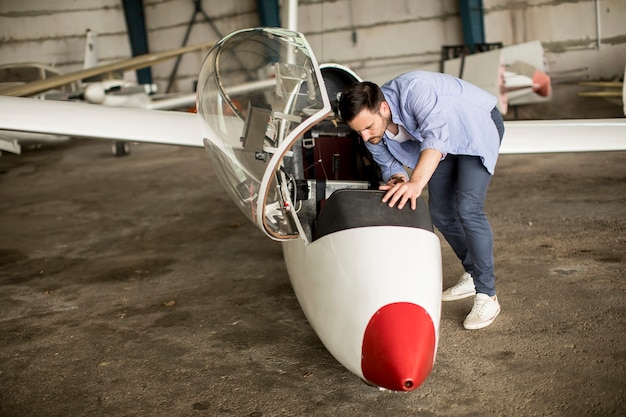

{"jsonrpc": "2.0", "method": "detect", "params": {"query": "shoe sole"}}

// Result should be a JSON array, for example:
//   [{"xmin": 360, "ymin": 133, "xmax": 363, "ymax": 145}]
[
  {"xmin": 441, "ymin": 290, "xmax": 476, "ymax": 302},
  {"xmin": 463, "ymin": 307, "xmax": 501, "ymax": 330}
]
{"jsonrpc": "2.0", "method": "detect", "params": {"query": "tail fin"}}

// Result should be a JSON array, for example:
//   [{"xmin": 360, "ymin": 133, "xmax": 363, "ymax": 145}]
[
  {"xmin": 83, "ymin": 29, "xmax": 98, "ymax": 69},
  {"xmin": 442, "ymin": 40, "xmax": 551, "ymax": 115}
]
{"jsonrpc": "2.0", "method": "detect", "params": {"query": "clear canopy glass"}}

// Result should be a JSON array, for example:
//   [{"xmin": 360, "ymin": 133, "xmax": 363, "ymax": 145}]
[{"xmin": 195, "ymin": 28, "xmax": 331, "ymax": 240}]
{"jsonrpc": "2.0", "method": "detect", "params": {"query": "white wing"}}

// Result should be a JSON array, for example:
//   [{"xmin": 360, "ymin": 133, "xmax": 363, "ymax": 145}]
[
  {"xmin": 0, "ymin": 96, "xmax": 202, "ymax": 148},
  {"xmin": 502, "ymin": 118, "xmax": 626, "ymax": 154},
  {"xmin": 0, "ymin": 96, "xmax": 625, "ymax": 156}
]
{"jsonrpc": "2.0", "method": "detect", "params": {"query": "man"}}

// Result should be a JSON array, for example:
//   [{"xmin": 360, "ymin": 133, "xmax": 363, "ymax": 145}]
[{"xmin": 338, "ymin": 71, "xmax": 505, "ymax": 330}]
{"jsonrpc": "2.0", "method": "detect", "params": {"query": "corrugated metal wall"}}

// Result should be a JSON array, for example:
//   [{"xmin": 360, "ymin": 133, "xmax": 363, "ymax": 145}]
[{"xmin": 1, "ymin": 0, "xmax": 624, "ymax": 117}]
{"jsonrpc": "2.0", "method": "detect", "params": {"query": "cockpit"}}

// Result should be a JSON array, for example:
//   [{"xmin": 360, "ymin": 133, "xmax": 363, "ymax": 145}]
[{"xmin": 195, "ymin": 28, "xmax": 385, "ymax": 243}]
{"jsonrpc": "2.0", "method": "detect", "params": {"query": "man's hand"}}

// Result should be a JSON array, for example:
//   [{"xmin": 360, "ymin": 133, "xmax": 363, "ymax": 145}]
[
  {"xmin": 385, "ymin": 174, "xmax": 407, "ymax": 186},
  {"xmin": 379, "ymin": 149, "xmax": 442, "ymax": 210},
  {"xmin": 379, "ymin": 179, "xmax": 423, "ymax": 210}
]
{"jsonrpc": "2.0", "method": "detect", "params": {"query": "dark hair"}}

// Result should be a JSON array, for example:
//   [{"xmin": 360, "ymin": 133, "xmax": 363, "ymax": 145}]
[{"xmin": 337, "ymin": 81, "xmax": 385, "ymax": 122}]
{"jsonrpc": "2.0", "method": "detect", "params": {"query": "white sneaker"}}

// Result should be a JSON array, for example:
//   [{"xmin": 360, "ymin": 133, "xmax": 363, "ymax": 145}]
[
  {"xmin": 442, "ymin": 272, "xmax": 476, "ymax": 301},
  {"xmin": 463, "ymin": 293, "xmax": 500, "ymax": 330}
]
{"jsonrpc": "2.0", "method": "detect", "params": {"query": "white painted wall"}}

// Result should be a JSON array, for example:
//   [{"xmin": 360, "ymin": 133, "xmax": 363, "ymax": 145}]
[
  {"xmin": 0, "ymin": 0, "xmax": 259, "ymax": 92},
  {"xmin": 484, "ymin": 0, "xmax": 626, "ymax": 82},
  {"xmin": 298, "ymin": 0, "xmax": 462, "ymax": 84},
  {"xmin": 1, "ymin": 0, "xmax": 624, "ymax": 116},
  {"xmin": 299, "ymin": 0, "xmax": 625, "ymax": 84},
  {"xmin": 141, "ymin": 0, "xmax": 259, "ymax": 91},
  {"xmin": 0, "ymin": 0, "xmax": 131, "ymax": 68}
]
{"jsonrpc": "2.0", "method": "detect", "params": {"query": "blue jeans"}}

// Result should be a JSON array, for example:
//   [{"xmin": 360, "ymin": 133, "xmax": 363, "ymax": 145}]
[{"xmin": 427, "ymin": 108, "xmax": 504, "ymax": 296}]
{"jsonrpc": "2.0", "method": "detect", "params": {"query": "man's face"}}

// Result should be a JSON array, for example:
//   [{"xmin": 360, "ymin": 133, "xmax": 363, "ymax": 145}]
[{"xmin": 346, "ymin": 102, "xmax": 389, "ymax": 145}]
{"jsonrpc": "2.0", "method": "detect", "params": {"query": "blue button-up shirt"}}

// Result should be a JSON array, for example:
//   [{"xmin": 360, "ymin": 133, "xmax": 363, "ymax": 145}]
[{"xmin": 365, "ymin": 71, "xmax": 500, "ymax": 182}]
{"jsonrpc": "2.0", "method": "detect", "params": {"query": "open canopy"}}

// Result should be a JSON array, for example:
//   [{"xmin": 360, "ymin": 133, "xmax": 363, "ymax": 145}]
[{"xmin": 196, "ymin": 28, "xmax": 331, "ymax": 240}]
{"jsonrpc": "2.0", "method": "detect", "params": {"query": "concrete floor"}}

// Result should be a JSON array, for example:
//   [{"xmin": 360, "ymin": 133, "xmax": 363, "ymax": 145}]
[{"xmin": 1, "ymin": 137, "xmax": 625, "ymax": 417}]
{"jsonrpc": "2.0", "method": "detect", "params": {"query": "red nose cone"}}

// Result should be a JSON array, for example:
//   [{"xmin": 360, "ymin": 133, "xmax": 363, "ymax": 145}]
[{"xmin": 361, "ymin": 302, "xmax": 436, "ymax": 391}]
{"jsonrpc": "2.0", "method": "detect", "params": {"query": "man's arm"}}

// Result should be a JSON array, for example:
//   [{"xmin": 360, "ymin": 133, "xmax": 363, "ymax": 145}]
[
  {"xmin": 365, "ymin": 141, "xmax": 407, "ymax": 183},
  {"xmin": 379, "ymin": 148, "xmax": 443, "ymax": 210}
]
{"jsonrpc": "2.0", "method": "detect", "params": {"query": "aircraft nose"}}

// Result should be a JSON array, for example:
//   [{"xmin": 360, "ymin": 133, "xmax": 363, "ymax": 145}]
[{"xmin": 361, "ymin": 302, "xmax": 437, "ymax": 391}]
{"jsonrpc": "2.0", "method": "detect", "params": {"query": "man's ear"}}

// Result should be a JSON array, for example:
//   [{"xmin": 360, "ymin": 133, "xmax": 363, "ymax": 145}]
[{"xmin": 379, "ymin": 101, "xmax": 391, "ymax": 118}]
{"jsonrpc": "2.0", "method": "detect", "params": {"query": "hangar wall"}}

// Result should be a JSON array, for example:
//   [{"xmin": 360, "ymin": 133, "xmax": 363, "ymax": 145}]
[
  {"xmin": 0, "ymin": 0, "xmax": 260, "ymax": 93},
  {"xmin": 301, "ymin": 0, "xmax": 626, "ymax": 85},
  {"xmin": 1, "ymin": 0, "xmax": 624, "ymax": 117}
]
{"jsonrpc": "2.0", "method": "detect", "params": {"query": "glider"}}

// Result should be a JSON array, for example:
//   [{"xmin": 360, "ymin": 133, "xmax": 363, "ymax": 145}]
[{"xmin": 0, "ymin": 27, "xmax": 624, "ymax": 391}]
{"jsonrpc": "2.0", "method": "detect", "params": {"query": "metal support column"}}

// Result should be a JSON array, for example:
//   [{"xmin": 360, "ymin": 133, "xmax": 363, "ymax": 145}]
[
  {"xmin": 257, "ymin": 0, "xmax": 280, "ymax": 27},
  {"xmin": 459, "ymin": 0, "xmax": 485, "ymax": 53},
  {"xmin": 122, "ymin": 0, "xmax": 152, "ymax": 85}
]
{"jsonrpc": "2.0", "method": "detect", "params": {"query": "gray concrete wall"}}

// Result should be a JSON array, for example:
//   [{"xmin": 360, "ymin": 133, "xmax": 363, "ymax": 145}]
[{"xmin": 1, "ymin": 0, "xmax": 624, "ymax": 116}]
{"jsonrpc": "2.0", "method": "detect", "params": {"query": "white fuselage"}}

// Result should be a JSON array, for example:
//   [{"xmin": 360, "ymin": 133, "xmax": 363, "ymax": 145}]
[{"xmin": 282, "ymin": 225, "xmax": 442, "ymax": 391}]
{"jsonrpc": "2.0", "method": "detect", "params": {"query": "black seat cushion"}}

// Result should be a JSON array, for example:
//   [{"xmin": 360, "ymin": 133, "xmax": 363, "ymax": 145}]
[{"xmin": 314, "ymin": 189, "xmax": 433, "ymax": 240}]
